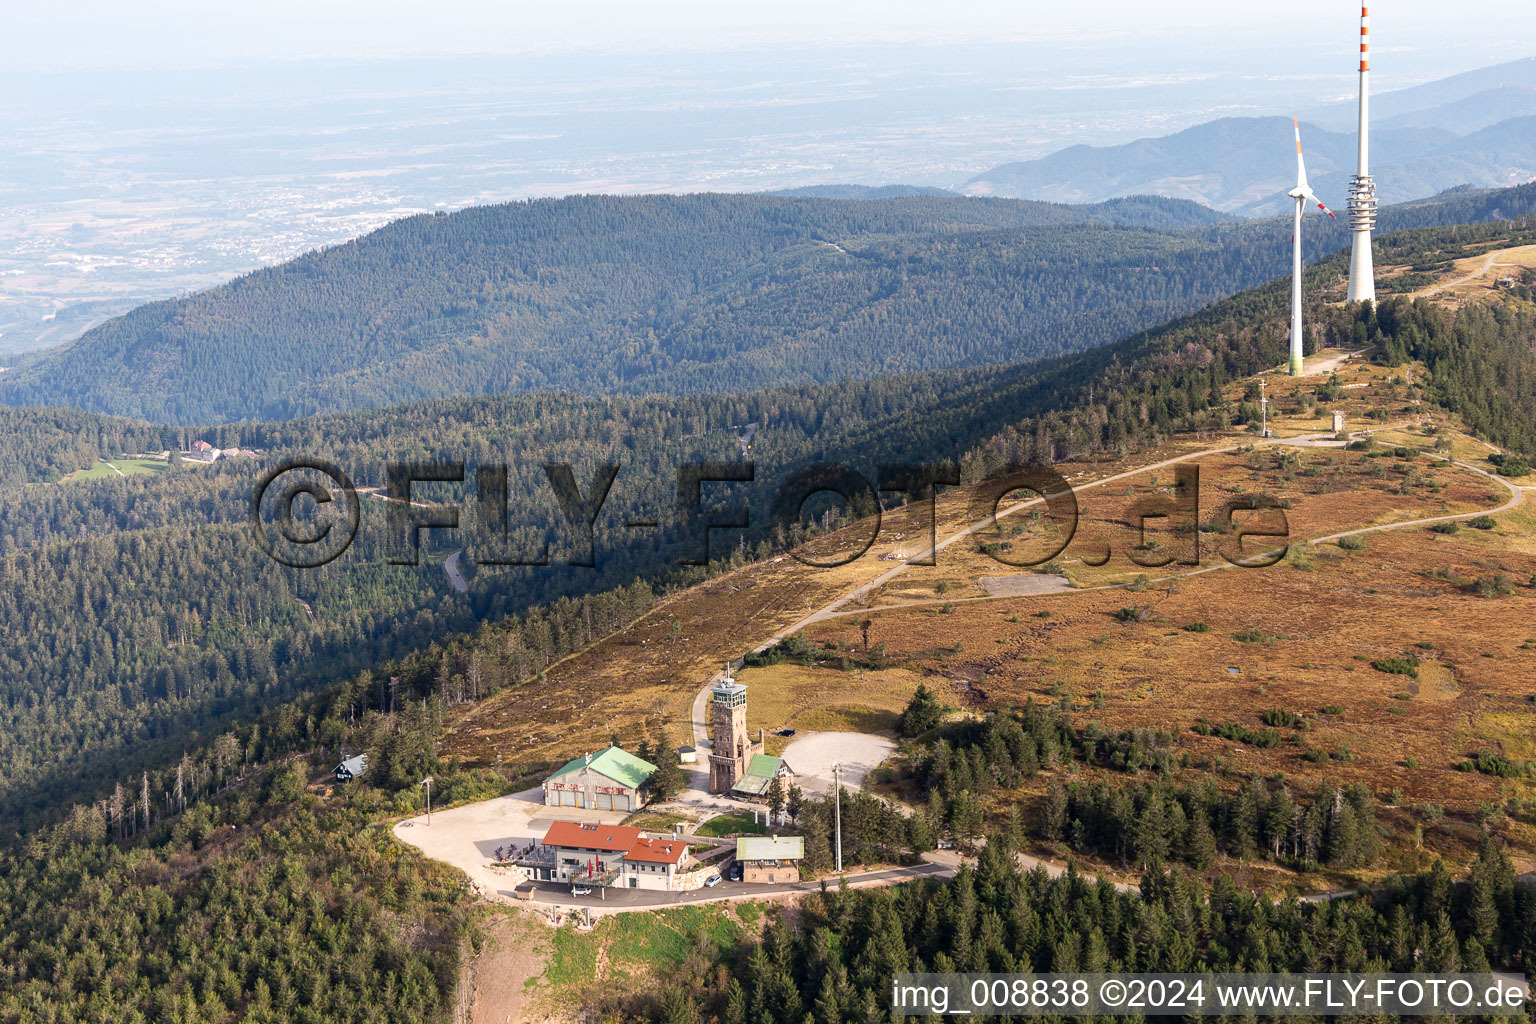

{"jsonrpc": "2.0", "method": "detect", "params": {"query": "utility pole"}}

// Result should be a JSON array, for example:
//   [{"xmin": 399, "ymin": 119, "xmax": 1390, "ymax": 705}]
[
  {"xmin": 1259, "ymin": 378, "xmax": 1271, "ymax": 438},
  {"xmin": 421, "ymin": 776, "xmax": 433, "ymax": 824},
  {"xmin": 832, "ymin": 763, "xmax": 843, "ymax": 873}
]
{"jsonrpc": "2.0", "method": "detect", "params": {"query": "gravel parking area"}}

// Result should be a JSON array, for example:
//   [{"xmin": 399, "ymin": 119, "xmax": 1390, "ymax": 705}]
[
  {"xmin": 393, "ymin": 785, "xmax": 628, "ymax": 899},
  {"xmin": 780, "ymin": 731, "xmax": 895, "ymax": 794}
]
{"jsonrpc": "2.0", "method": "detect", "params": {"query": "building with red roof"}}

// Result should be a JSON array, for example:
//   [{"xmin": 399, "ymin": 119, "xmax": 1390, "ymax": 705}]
[
  {"xmin": 535, "ymin": 821, "xmax": 642, "ymax": 885},
  {"xmin": 622, "ymin": 837, "xmax": 690, "ymax": 891},
  {"xmin": 541, "ymin": 821, "xmax": 642, "ymax": 852},
  {"xmin": 533, "ymin": 821, "xmax": 696, "ymax": 891}
]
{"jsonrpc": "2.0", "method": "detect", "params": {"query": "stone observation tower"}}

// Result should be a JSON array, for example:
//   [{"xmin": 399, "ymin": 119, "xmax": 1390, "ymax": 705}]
[{"xmin": 707, "ymin": 671, "xmax": 762, "ymax": 792}]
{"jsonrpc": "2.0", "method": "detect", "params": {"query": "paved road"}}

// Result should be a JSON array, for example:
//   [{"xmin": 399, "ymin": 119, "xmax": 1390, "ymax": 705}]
[
  {"xmin": 521, "ymin": 860, "xmax": 955, "ymax": 912},
  {"xmin": 357, "ymin": 488, "xmax": 469, "ymax": 593},
  {"xmin": 690, "ymin": 680, "xmax": 715, "ymax": 754},
  {"xmin": 444, "ymin": 549, "xmax": 468, "ymax": 593}
]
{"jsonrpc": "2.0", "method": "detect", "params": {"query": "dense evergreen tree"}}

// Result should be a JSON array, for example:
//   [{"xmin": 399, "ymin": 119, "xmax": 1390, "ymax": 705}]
[
  {"xmin": 897, "ymin": 683, "xmax": 943, "ymax": 737},
  {"xmin": 628, "ymin": 827, "xmax": 1536, "ymax": 1023}
]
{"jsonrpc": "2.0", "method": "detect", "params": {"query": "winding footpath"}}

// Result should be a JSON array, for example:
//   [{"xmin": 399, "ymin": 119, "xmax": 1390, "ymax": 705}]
[{"xmin": 1415, "ymin": 250, "xmax": 1501, "ymax": 298}]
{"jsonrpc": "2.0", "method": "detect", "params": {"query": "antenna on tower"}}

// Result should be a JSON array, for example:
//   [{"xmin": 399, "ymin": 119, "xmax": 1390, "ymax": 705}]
[{"xmin": 1346, "ymin": 4, "xmax": 1377, "ymax": 304}]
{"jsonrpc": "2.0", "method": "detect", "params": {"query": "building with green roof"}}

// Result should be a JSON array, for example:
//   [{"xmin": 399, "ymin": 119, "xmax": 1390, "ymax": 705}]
[
  {"xmin": 735, "ymin": 834, "xmax": 804, "ymax": 883},
  {"xmin": 542, "ymin": 745, "xmax": 659, "ymax": 812},
  {"xmin": 730, "ymin": 753, "xmax": 793, "ymax": 799}
]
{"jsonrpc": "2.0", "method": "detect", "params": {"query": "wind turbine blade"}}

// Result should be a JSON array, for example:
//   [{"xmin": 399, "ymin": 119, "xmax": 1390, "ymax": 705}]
[
  {"xmin": 1302, "ymin": 189, "xmax": 1337, "ymax": 219},
  {"xmin": 1294, "ymin": 116, "xmax": 1308, "ymax": 187}
]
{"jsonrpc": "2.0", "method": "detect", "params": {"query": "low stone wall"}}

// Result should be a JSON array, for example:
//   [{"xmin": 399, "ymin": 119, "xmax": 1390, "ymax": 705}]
[
  {"xmin": 674, "ymin": 869, "xmax": 710, "ymax": 892},
  {"xmin": 743, "ymin": 863, "xmax": 799, "ymax": 885},
  {"xmin": 489, "ymin": 863, "xmax": 529, "ymax": 883}
]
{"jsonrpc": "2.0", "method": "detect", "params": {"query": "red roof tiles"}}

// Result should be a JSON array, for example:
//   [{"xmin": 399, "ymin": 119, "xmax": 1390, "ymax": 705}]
[
  {"xmin": 541, "ymin": 821, "xmax": 643, "ymax": 852},
  {"xmin": 625, "ymin": 837, "xmax": 688, "ymax": 864}
]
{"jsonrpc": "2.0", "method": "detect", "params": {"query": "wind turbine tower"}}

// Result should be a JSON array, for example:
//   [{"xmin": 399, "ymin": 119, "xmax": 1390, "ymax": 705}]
[
  {"xmin": 1288, "ymin": 118, "xmax": 1337, "ymax": 376},
  {"xmin": 1346, "ymin": 5, "xmax": 1377, "ymax": 304}
]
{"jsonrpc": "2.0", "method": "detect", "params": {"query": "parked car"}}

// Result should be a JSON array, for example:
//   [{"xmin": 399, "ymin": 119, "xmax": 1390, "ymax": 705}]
[
  {"xmin": 703, "ymin": 874, "xmax": 723, "ymax": 888},
  {"xmin": 570, "ymin": 885, "xmax": 592, "ymax": 896},
  {"xmin": 729, "ymin": 863, "xmax": 742, "ymax": 882}
]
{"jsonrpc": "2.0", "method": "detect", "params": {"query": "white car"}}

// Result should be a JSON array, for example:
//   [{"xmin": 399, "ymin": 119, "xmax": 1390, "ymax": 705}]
[
  {"xmin": 570, "ymin": 885, "xmax": 592, "ymax": 896},
  {"xmin": 703, "ymin": 874, "xmax": 722, "ymax": 888}
]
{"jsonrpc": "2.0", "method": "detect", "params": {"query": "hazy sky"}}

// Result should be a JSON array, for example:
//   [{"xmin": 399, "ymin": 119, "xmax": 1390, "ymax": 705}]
[{"xmin": 11, "ymin": 0, "xmax": 1533, "ymax": 73}]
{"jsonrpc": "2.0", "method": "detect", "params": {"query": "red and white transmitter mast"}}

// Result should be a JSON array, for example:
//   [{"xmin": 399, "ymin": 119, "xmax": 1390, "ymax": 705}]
[{"xmin": 1346, "ymin": 5, "xmax": 1377, "ymax": 304}]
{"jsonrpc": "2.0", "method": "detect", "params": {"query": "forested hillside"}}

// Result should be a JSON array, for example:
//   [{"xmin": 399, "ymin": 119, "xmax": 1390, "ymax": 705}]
[
  {"xmin": 0, "ymin": 406, "xmax": 178, "ymax": 489},
  {"xmin": 767, "ymin": 188, "xmax": 1239, "ymax": 228},
  {"xmin": 6, "ymin": 210, "xmax": 1533, "ymax": 846},
  {"xmin": 11, "ymin": 185, "xmax": 1534, "ymax": 426},
  {"xmin": 1377, "ymin": 298, "xmax": 1536, "ymax": 457},
  {"xmin": 951, "ymin": 213, "xmax": 1536, "ymax": 478},
  {"xmin": 1374, "ymin": 179, "xmax": 1536, "ymax": 229},
  {"xmin": 0, "ymin": 358, "xmax": 1117, "ymax": 831},
  {"xmin": 0, "ymin": 192, "xmax": 1358, "ymax": 423},
  {"xmin": 0, "ymin": 626, "xmax": 501, "ymax": 1024}
]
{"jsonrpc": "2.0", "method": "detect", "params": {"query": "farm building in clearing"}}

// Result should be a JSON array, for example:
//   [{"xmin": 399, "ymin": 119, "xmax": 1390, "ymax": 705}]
[
  {"xmin": 541, "ymin": 745, "xmax": 657, "ymax": 811},
  {"xmin": 736, "ymin": 835, "xmax": 804, "ymax": 884},
  {"xmin": 333, "ymin": 755, "xmax": 367, "ymax": 782}
]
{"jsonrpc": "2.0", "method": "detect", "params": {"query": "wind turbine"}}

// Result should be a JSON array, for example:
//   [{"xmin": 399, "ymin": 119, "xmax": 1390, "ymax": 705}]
[{"xmin": 1287, "ymin": 117, "xmax": 1336, "ymax": 377}]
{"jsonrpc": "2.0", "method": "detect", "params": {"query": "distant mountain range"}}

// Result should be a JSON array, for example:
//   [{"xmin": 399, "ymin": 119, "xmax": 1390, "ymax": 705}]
[
  {"xmin": 1309, "ymin": 57, "xmax": 1536, "ymax": 131},
  {"xmin": 0, "ymin": 192, "xmax": 1284, "ymax": 423},
  {"xmin": 6, "ymin": 181, "xmax": 1535, "ymax": 425},
  {"xmin": 965, "ymin": 57, "xmax": 1536, "ymax": 215}
]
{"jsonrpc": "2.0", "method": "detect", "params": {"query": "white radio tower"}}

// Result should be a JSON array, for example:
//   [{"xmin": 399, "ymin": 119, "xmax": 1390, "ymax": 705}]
[
  {"xmin": 1346, "ymin": 4, "xmax": 1377, "ymax": 304},
  {"xmin": 1287, "ymin": 117, "xmax": 1337, "ymax": 376}
]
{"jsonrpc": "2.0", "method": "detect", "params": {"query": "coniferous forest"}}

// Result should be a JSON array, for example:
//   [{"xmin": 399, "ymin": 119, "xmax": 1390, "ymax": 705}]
[
  {"xmin": 4, "ymin": 184, "xmax": 1532, "ymax": 424},
  {"xmin": 631, "ymin": 833, "xmax": 1536, "ymax": 1024}
]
